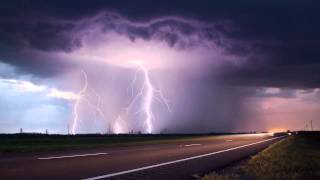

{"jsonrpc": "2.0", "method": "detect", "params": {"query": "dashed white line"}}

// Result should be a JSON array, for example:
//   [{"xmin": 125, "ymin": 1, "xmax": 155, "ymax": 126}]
[
  {"xmin": 83, "ymin": 136, "xmax": 286, "ymax": 180},
  {"xmin": 184, "ymin": 144, "xmax": 202, "ymax": 147},
  {"xmin": 38, "ymin": 152, "xmax": 108, "ymax": 160}
]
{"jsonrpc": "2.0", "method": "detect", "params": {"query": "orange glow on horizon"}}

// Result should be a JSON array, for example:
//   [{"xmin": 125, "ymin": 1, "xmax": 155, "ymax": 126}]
[{"xmin": 268, "ymin": 128, "xmax": 287, "ymax": 133}]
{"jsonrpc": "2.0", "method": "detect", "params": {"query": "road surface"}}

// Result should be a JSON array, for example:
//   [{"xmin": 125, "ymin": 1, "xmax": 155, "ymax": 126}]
[{"xmin": 0, "ymin": 134, "xmax": 285, "ymax": 180}]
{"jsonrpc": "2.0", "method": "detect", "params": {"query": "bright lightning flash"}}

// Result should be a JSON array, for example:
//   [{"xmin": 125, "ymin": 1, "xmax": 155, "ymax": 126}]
[
  {"xmin": 71, "ymin": 70, "xmax": 88, "ymax": 135},
  {"xmin": 140, "ymin": 63, "xmax": 153, "ymax": 133},
  {"xmin": 70, "ymin": 60, "xmax": 170, "ymax": 134},
  {"xmin": 125, "ymin": 60, "xmax": 171, "ymax": 133}
]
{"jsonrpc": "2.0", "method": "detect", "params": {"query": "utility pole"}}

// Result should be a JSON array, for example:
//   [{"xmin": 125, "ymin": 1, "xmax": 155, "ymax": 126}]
[
  {"xmin": 310, "ymin": 120, "xmax": 313, "ymax": 131},
  {"xmin": 305, "ymin": 120, "xmax": 308, "ymax": 131}
]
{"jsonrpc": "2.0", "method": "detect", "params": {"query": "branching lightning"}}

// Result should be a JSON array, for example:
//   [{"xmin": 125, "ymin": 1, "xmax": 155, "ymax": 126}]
[
  {"xmin": 71, "ymin": 70, "xmax": 88, "ymax": 135},
  {"xmin": 70, "ymin": 61, "xmax": 171, "ymax": 134},
  {"xmin": 71, "ymin": 70, "xmax": 110, "ymax": 134},
  {"xmin": 124, "ymin": 60, "xmax": 171, "ymax": 134}
]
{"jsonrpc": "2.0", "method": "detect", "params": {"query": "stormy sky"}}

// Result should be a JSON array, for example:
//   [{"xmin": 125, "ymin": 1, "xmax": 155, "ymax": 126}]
[{"xmin": 1, "ymin": 0, "xmax": 320, "ymax": 134}]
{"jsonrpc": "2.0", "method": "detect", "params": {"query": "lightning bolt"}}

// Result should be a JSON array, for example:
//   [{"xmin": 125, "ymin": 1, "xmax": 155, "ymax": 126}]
[
  {"xmin": 125, "ymin": 61, "xmax": 171, "ymax": 134},
  {"xmin": 71, "ymin": 70, "xmax": 110, "ymax": 134},
  {"xmin": 70, "ymin": 63, "xmax": 170, "ymax": 134},
  {"xmin": 140, "ymin": 64, "xmax": 153, "ymax": 133},
  {"xmin": 71, "ymin": 70, "xmax": 88, "ymax": 135}
]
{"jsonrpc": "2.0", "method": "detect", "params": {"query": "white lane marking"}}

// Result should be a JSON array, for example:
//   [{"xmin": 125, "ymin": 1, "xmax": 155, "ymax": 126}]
[
  {"xmin": 184, "ymin": 144, "xmax": 201, "ymax": 147},
  {"xmin": 38, "ymin": 152, "xmax": 108, "ymax": 160},
  {"xmin": 226, "ymin": 140, "xmax": 233, "ymax": 142},
  {"xmin": 83, "ymin": 136, "xmax": 286, "ymax": 180}
]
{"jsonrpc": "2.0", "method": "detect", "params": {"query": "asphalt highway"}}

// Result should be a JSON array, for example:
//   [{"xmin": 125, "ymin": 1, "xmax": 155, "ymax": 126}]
[{"xmin": 0, "ymin": 134, "xmax": 286, "ymax": 180}]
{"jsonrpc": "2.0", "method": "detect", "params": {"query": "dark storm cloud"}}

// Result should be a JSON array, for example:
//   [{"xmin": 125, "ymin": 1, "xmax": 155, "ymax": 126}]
[
  {"xmin": 90, "ymin": 12, "xmax": 223, "ymax": 49},
  {"xmin": 1, "ymin": 0, "xmax": 320, "ymax": 87},
  {"xmin": 220, "ymin": 62, "xmax": 320, "ymax": 88}
]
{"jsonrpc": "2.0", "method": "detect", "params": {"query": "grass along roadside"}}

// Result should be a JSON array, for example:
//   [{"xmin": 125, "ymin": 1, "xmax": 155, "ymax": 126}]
[{"xmin": 201, "ymin": 133, "xmax": 320, "ymax": 180}]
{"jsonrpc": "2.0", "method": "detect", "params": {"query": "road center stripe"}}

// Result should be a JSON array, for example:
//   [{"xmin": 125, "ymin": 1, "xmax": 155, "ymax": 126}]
[
  {"xmin": 38, "ymin": 152, "xmax": 108, "ymax": 160},
  {"xmin": 184, "ymin": 144, "xmax": 201, "ymax": 147},
  {"xmin": 83, "ymin": 136, "xmax": 286, "ymax": 180}
]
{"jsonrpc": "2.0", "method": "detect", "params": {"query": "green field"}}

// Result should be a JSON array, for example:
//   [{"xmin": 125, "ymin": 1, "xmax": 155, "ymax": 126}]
[
  {"xmin": 1, "ymin": 133, "xmax": 254, "ymax": 154},
  {"xmin": 0, "ymin": 133, "xmax": 269, "ymax": 154},
  {"xmin": 0, "ymin": 134, "xmax": 200, "ymax": 154},
  {"xmin": 201, "ymin": 132, "xmax": 320, "ymax": 180}
]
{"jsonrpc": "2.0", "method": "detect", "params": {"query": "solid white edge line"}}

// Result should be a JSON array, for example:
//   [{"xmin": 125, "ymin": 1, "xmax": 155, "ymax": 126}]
[
  {"xmin": 83, "ymin": 136, "xmax": 286, "ymax": 180},
  {"xmin": 38, "ymin": 152, "xmax": 108, "ymax": 160},
  {"xmin": 184, "ymin": 144, "xmax": 202, "ymax": 147}
]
